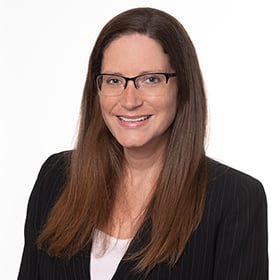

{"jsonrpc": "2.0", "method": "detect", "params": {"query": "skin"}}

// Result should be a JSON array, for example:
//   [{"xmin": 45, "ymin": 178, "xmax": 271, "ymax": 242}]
[
  {"xmin": 99, "ymin": 34, "xmax": 178, "ymax": 237},
  {"xmin": 99, "ymin": 33, "xmax": 177, "ymax": 157}
]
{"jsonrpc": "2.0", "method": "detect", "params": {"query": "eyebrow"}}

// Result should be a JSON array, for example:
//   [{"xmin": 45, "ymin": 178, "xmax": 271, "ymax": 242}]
[{"xmin": 100, "ymin": 70, "xmax": 171, "ymax": 76}]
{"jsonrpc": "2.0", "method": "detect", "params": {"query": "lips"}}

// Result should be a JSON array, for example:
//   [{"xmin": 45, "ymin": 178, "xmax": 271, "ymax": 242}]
[{"xmin": 117, "ymin": 115, "xmax": 152, "ymax": 122}]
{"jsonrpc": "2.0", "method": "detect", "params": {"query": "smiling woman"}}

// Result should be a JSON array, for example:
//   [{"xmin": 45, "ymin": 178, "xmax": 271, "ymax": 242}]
[{"xmin": 18, "ymin": 7, "xmax": 268, "ymax": 280}]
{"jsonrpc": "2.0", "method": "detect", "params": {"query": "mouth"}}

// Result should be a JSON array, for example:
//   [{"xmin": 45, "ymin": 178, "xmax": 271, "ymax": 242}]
[{"xmin": 117, "ymin": 115, "xmax": 152, "ymax": 122}]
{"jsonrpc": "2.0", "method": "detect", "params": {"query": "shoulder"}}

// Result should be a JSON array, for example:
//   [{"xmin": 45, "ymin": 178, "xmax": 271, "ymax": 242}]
[
  {"xmin": 207, "ymin": 157, "xmax": 265, "ymax": 196},
  {"xmin": 194, "ymin": 159, "xmax": 269, "ymax": 279},
  {"xmin": 32, "ymin": 151, "xmax": 71, "ymax": 198},
  {"xmin": 25, "ymin": 151, "xmax": 72, "ymax": 231},
  {"xmin": 37, "ymin": 150, "xmax": 72, "ymax": 177},
  {"xmin": 206, "ymin": 158, "xmax": 267, "ymax": 216}
]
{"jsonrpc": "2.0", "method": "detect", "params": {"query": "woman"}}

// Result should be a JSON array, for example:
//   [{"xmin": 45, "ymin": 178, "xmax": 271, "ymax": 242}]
[{"xmin": 18, "ymin": 7, "xmax": 268, "ymax": 279}]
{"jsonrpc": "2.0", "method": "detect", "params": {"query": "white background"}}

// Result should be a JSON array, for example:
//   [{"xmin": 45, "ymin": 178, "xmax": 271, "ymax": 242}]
[{"xmin": 1, "ymin": 0, "xmax": 279, "ymax": 279}]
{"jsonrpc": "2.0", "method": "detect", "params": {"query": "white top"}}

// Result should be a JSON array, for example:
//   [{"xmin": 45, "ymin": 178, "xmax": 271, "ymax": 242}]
[{"xmin": 90, "ymin": 231, "xmax": 132, "ymax": 280}]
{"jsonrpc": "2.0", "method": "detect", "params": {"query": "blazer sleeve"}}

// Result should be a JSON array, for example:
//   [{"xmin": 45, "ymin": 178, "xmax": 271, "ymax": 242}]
[
  {"xmin": 213, "ymin": 172, "xmax": 268, "ymax": 279},
  {"xmin": 17, "ymin": 152, "xmax": 68, "ymax": 279}
]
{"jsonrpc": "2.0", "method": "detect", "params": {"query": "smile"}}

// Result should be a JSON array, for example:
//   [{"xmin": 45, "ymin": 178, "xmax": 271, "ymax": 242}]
[{"xmin": 117, "ymin": 115, "xmax": 152, "ymax": 122}]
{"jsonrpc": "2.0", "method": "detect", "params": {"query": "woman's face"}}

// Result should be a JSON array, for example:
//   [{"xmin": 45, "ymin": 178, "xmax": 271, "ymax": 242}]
[{"xmin": 99, "ymin": 33, "xmax": 177, "ymax": 151}]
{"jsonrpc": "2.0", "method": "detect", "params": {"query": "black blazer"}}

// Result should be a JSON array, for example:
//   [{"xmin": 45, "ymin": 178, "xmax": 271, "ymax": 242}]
[{"xmin": 18, "ymin": 152, "xmax": 268, "ymax": 279}]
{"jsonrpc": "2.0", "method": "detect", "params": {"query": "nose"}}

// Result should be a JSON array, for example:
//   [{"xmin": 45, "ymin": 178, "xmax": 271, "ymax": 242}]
[{"xmin": 120, "ymin": 81, "xmax": 143, "ymax": 110}]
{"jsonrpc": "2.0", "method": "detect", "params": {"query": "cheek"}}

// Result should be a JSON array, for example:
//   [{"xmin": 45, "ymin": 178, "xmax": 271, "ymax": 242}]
[
  {"xmin": 99, "ymin": 99, "xmax": 111, "ymax": 127},
  {"xmin": 167, "ymin": 103, "xmax": 177, "ymax": 125},
  {"xmin": 153, "ymin": 96, "xmax": 177, "ymax": 132},
  {"xmin": 165, "ymin": 84, "xmax": 177, "ymax": 118},
  {"xmin": 99, "ymin": 97, "xmax": 119, "ymax": 131},
  {"xmin": 99, "ymin": 97, "xmax": 114, "ymax": 116},
  {"xmin": 163, "ymin": 95, "xmax": 177, "ymax": 121}
]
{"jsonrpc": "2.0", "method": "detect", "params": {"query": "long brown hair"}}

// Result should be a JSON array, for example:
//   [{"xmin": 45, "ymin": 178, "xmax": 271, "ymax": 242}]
[{"xmin": 37, "ymin": 7, "xmax": 208, "ymax": 273}]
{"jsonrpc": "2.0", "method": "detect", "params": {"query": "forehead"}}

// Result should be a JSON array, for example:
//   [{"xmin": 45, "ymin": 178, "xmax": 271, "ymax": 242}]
[{"xmin": 101, "ymin": 33, "xmax": 172, "ymax": 74}]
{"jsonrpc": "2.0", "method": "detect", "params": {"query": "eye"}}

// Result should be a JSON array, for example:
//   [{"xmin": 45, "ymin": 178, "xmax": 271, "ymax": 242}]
[
  {"xmin": 140, "ymin": 74, "xmax": 164, "ymax": 85},
  {"xmin": 104, "ymin": 75, "xmax": 124, "ymax": 87}
]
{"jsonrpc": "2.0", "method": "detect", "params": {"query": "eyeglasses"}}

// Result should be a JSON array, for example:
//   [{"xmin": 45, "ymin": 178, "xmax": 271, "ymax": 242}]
[{"xmin": 96, "ymin": 72, "xmax": 176, "ymax": 96}]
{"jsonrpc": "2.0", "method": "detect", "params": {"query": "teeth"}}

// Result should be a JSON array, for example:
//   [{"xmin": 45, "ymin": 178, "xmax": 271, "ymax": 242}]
[{"xmin": 119, "ymin": 116, "xmax": 150, "ymax": 122}]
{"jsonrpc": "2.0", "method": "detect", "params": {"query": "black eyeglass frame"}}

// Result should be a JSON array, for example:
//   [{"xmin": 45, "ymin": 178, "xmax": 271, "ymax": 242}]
[{"xmin": 95, "ymin": 72, "xmax": 176, "ymax": 91}]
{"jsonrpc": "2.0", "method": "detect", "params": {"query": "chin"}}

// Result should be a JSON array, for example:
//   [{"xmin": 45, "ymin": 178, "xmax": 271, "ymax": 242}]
[
  {"xmin": 118, "ymin": 139, "xmax": 147, "ymax": 149},
  {"xmin": 121, "ymin": 142, "xmax": 146, "ymax": 149}
]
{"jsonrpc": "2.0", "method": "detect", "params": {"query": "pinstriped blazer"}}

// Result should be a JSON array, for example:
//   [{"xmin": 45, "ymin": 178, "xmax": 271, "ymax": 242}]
[{"xmin": 18, "ymin": 152, "xmax": 268, "ymax": 279}]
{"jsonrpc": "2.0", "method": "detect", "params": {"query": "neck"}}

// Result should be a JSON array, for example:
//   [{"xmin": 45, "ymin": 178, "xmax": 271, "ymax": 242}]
[
  {"xmin": 118, "ymin": 142, "xmax": 165, "ymax": 216},
  {"xmin": 124, "ymin": 147, "xmax": 164, "ymax": 172},
  {"xmin": 123, "ymin": 133, "xmax": 168, "ymax": 172},
  {"xmin": 106, "ymin": 137, "xmax": 168, "ymax": 238}
]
